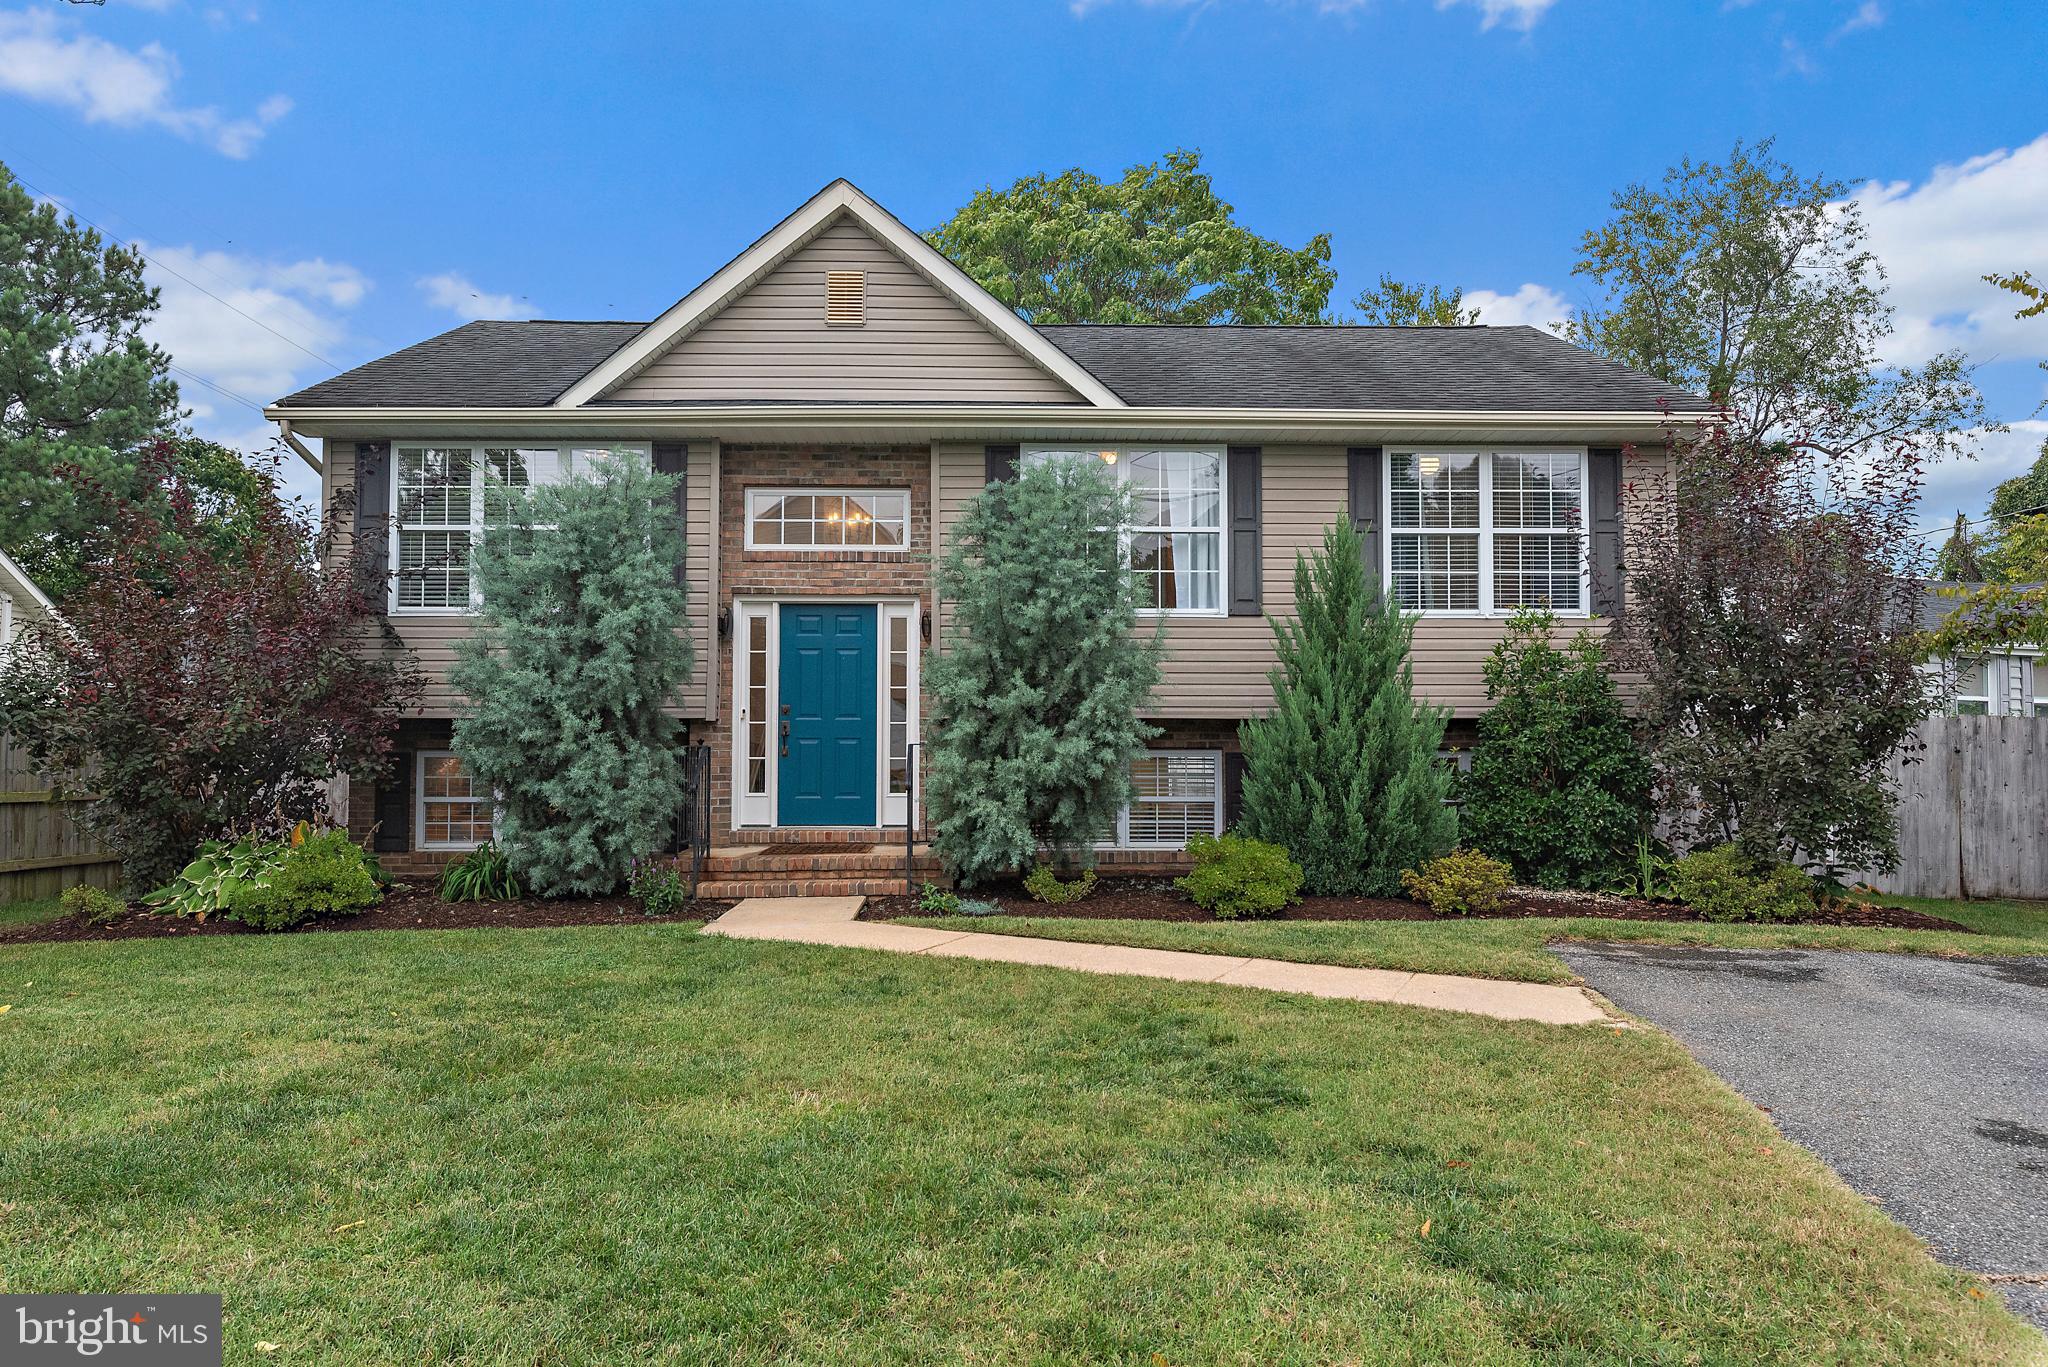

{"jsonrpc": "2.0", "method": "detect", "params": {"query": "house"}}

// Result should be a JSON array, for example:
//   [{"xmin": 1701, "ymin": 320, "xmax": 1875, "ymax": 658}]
[
  {"xmin": 0, "ymin": 548, "xmax": 58, "ymax": 648},
  {"xmin": 1920, "ymin": 581, "xmax": 2045, "ymax": 716},
  {"xmin": 265, "ymin": 179, "xmax": 1712, "ymax": 893}
]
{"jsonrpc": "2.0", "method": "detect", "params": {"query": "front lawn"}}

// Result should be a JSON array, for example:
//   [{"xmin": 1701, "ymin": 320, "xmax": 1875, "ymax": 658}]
[
  {"xmin": 1, "ymin": 926, "xmax": 2036, "ymax": 1362},
  {"xmin": 905, "ymin": 896, "xmax": 2048, "ymax": 986}
]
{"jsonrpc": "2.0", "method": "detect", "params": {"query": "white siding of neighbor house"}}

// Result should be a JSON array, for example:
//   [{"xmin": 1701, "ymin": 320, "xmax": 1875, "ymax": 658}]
[
  {"xmin": 605, "ymin": 217, "xmax": 1085, "ymax": 405},
  {"xmin": 325, "ymin": 438, "xmax": 716, "ymax": 717}
]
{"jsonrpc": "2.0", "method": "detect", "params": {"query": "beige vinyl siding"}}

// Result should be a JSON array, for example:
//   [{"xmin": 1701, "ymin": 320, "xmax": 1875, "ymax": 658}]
[
  {"xmin": 608, "ymin": 218, "xmax": 1084, "ymax": 404},
  {"xmin": 324, "ymin": 438, "xmax": 715, "ymax": 718},
  {"xmin": 930, "ymin": 443, "xmax": 1668, "ymax": 719}
]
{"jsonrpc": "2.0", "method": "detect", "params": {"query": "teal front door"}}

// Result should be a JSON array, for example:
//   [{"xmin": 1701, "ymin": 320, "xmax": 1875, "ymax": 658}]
[{"xmin": 778, "ymin": 604, "xmax": 878, "ymax": 827}]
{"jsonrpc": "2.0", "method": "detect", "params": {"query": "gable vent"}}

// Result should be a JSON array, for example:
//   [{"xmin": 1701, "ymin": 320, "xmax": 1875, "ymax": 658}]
[{"xmin": 825, "ymin": 269, "xmax": 866, "ymax": 326}]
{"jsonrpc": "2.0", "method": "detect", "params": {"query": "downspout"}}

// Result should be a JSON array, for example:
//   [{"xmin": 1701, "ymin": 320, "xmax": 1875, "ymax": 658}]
[{"xmin": 276, "ymin": 419, "xmax": 323, "ymax": 475}]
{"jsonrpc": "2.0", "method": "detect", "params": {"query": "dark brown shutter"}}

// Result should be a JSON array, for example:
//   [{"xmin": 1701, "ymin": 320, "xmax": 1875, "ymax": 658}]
[
  {"xmin": 1347, "ymin": 446, "xmax": 1383, "ymax": 592},
  {"xmin": 1589, "ymin": 447, "xmax": 1624, "ymax": 616},
  {"xmin": 984, "ymin": 444, "xmax": 1019, "ymax": 484},
  {"xmin": 1221, "ymin": 751, "xmax": 1246, "ymax": 832},
  {"xmin": 1226, "ymin": 445, "xmax": 1262, "ymax": 616},
  {"xmin": 372, "ymin": 750, "xmax": 412, "ymax": 853},
  {"xmin": 353, "ymin": 441, "xmax": 392, "ymax": 601},
  {"xmin": 652, "ymin": 441, "xmax": 688, "ymax": 586}
]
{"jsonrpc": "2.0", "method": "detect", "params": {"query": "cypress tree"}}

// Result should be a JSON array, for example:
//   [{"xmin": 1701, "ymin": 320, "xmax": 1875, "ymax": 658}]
[
  {"xmin": 925, "ymin": 458, "xmax": 1164, "ymax": 885},
  {"xmin": 1238, "ymin": 520, "xmax": 1454, "ymax": 896},
  {"xmin": 451, "ymin": 456, "xmax": 692, "ymax": 896}
]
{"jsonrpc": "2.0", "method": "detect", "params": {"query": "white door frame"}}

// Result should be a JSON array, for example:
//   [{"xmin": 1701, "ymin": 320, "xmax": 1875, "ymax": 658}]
[{"xmin": 730, "ymin": 597, "xmax": 920, "ymax": 831}]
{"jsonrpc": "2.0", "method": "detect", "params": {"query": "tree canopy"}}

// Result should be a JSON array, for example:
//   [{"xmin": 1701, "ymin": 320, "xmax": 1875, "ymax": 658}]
[
  {"xmin": 1567, "ymin": 140, "xmax": 1986, "ymax": 462},
  {"xmin": 928, "ymin": 149, "xmax": 1336, "ymax": 325},
  {"xmin": 0, "ymin": 162, "xmax": 184, "ymax": 600},
  {"xmin": 1349, "ymin": 274, "xmax": 1479, "ymax": 326}
]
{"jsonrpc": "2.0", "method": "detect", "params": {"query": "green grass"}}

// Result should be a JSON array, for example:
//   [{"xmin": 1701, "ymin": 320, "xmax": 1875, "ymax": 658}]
[
  {"xmin": 0, "ymin": 895, "xmax": 63, "ymax": 928},
  {"xmin": 1, "ymin": 925, "xmax": 2038, "ymax": 1363},
  {"xmin": 907, "ymin": 897, "xmax": 2048, "ymax": 987}
]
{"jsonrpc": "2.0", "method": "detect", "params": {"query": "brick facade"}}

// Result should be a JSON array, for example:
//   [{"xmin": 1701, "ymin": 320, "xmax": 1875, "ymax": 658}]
[{"xmin": 705, "ymin": 443, "xmax": 936, "ymax": 838}]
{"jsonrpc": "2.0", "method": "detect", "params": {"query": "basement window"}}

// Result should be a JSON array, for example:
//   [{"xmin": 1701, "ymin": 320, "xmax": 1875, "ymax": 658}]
[{"xmin": 1104, "ymin": 752, "xmax": 1223, "ymax": 849}]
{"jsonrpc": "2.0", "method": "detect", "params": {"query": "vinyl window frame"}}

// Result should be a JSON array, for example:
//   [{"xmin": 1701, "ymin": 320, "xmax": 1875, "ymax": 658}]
[
  {"xmin": 1020, "ymin": 445, "xmax": 1229, "ymax": 618},
  {"xmin": 385, "ymin": 441, "xmax": 653, "ymax": 615},
  {"xmin": 742, "ymin": 487, "xmax": 911, "ymax": 552},
  {"xmin": 1383, "ymin": 447, "xmax": 1591, "ymax": 618},
  {"xmin": 414, "ymin": 750, "xmax": 495, "ymax": 851},
  {"xmin": 1101, "ymin": 750, "xmax": 1225, "ymax": 849}
]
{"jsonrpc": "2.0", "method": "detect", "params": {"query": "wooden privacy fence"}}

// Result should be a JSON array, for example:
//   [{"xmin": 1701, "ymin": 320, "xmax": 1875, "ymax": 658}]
[
  {"xmin": 1860, "ymin": 714, "xmax": 2048, "ymax": 900},
  {"xmin": 0, "ymin": 733, "xmax": 119, "ymax": 902}
]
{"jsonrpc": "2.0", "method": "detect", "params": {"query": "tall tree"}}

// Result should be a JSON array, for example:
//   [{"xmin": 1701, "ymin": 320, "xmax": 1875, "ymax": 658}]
[
  {"xmin": 928, "ymin": 149, "xmax": 1336, "ymax": 325},
  {"xmin": 0, "ymin": 162, "xmax": 182, "ymax": 600},
  {"xmin": 1350, "ymin": 274, "xmax": 1479, "ymax": 326},
  {"xmin": 0, "ymin": 445, "xmax": 419, "ymax": 893},
  {"xmin": 451, "ymin": 456, "xmax": 694, "ymax": 897},
  {"xmin": 1611, "ymin": 425, "xmax": 1933, "ymax": 876},
  {"xmin": 1568, "ymin": 140, "xmax": 1986, "ymax": 462},
  {"xmin": 924, "ymin": 458, "xmax": 1165, "ymax": 885},
  {"xmin": 1237, "ymin": 520, "xmax": 1455, "ymax": 897},
  {"xmin": 1934, "ymin": 511, "xmax": 1987, "ymax": 582}
]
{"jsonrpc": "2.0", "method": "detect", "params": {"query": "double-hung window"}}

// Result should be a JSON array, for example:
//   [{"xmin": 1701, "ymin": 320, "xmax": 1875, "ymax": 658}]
[
  {"xmin": 1021, "ymin": 446, "xmax": 1226, "ymax": 614},
  {"xmin": 391, "ymin": 444, "xmax": 638, "ymax": 612},
  {"xmin": 1105, "ymin": 751, "xmax": 1224, "ymax": 848},
  {"xmin": 1387, "ymin": 450, "xmax": 1587, "ymax": 615},
  {"xmin": 416, "ymin": 751, "xmax": 493, "ymax": 849},
  {"xmin": 1952, "ymin": 658, "xmax": 1995, "ymax": 715}
]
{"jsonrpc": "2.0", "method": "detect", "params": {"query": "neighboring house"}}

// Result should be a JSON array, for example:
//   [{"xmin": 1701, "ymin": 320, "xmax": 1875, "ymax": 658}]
[
  {"xmin": 265, "ymin": 179, "xmax": 1712, "ymax": 890},
  {"xmin": 0, "ymin": 548, "xmax": 58, "ymax": 648},
  {"xmin": 1920, "ymin": 581, "xmax": 2046, "ymax": 716}
]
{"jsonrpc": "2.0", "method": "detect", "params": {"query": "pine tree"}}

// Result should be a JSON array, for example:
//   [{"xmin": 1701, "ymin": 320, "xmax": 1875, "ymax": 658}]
[
  {"xmin": 1459, "ymin": 609, "xmax": 1651, "ymax": 889},
  {"xmin": 450, "ymin": 456, "xmax": 693, "ymax": 896},
  {"xmin": 0, "ymin": 162, "xmax": 182, "ymax": 599},
  {"xmin": 925, "ymin": 458, "xmax": 1164, "ymax": 885},
  {"xmin": 1238, "ymin": 520, "xmax": 1454, "ymax": 896}
]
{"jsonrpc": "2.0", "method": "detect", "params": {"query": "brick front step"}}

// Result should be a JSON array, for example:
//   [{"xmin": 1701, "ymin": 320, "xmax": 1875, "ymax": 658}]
[
  {"xmin": 695, "ymin": 877, "xmax": 922, "ymax": 899},
  {"xmin": 704, "ymin": 848, "xmax": 941, "ymax": 876}
]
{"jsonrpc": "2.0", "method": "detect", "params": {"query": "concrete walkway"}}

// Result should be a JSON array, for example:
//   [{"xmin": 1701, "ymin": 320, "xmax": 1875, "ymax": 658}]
[{"xmin": 702, "ymin": 897, "xmax": 1608, "ymax": 1026}]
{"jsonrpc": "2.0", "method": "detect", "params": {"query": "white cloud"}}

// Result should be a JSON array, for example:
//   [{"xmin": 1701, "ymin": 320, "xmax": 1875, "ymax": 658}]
[
  {"xmin": 1069, "ymin": 0, "xmax": 1559, "ymax": 28},
  {"xmin": 417, "ymin": 272, "xmax": 538, "ymax": 322},
  {"xmin": 1463, "ymin": 282, "xmax": 1570, "ymax": 330},
  {"xmin": 1831, "ymin": 0, "xmax": 1883, "ymax": 38},
  {"xmin": 1915, "ymin": 420, "xmax": 2048, "ymax": 532},
  {"xmin": 1435, "ymin": 0, "xmax": 1555, "ymax": 31},
  {"xmin": 0, "ymin": 9, "xmax": 291, "ymax": 158},
  {"xmin": 140, "ymin": 244, "xmax": 369, "ymax": 423},
  {"xmin": 1849, "ymin": 133, "xmax": 2048, "ymax": 370}
]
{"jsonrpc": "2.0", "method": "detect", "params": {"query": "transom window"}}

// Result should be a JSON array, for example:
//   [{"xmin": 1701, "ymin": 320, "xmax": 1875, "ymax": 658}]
[
  {"xmin": 416, "ymin": 752, "xmax": 493, "ymax": 849},
  {"xmin": 1022, "ymin": 446, "xmax": 1226, "ymax": 614},
  {"xmin": 1106, "ymin": 751, "xmax": 1224, "ymax": 848},
  {"xmin": 391, "ymin": 443, "xmax": 638, "ymax": 611},
  {"xmin": 745, "ymin": 489, "xmax": 909, "ymax": 550},
  {"xmin": 1387, "ymin": 450, "xmax": 1587, "ymax": 615}
]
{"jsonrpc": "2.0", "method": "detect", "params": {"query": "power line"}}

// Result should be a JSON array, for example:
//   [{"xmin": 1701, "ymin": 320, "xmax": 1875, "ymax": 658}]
[
  {"xmin": 1914, "ymin": 504, "xmax": 2048, "ymax": 539},
  {"xmin": 166, "ymin": 362, "xmax": 266, "ymax": 417},
  {"xmin": 10, "ymin": 168, "xmax": 344, "ymax": 373}
]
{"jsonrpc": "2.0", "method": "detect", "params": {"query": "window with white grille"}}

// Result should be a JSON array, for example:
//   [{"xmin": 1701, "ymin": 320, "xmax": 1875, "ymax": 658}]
[
  {"xmin": 1388, "ymin": 450, "xmax": 1587, "ymax": 615},
  {"xmin": 417, "ymin": 751, "xmax": 493, "ymax": 849},
  {"xmin": 1108, "ymin": 752, "xmax": 1223, "ymax": 848}
]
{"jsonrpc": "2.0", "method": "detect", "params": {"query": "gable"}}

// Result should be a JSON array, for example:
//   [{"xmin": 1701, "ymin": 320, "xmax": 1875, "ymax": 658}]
[{"xmin": 604, "ymin": 214, "xmax": 1088, "ymax": 405}]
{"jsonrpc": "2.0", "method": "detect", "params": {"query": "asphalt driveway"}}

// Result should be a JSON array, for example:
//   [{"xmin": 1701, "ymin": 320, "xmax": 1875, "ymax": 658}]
[{"xmin": 1554, "ymin": 942, "xmax": 2048, "ymax": 1330}]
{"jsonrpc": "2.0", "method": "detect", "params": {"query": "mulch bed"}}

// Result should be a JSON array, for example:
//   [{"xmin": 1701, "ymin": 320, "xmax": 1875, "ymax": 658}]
[
  {"xmin": 0, "ymin": 880, "xmax": 734, "ymax": 945},
  {"xmin": 859, "ymin": 878, "xmax": 1975, "ymax": 932}
]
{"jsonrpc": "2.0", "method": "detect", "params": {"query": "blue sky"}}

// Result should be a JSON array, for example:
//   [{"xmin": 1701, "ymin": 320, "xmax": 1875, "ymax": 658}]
[{"xmin": 4, "ymin": 0, "xmax": 2044, "ymax": 525}]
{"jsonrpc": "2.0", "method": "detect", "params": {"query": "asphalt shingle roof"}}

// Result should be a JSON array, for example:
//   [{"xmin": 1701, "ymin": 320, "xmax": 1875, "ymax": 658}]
[
  {"xmin": 278, "ymin": 321, "xmax": 643, "ymax": 408},
  {"xmin": 275, "ymin": 319, "xmax": 1711, "ymax": 413},
  {"xmin": 1032, "ymin": 324, "xmax": 1713, "ymax": 412}
]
